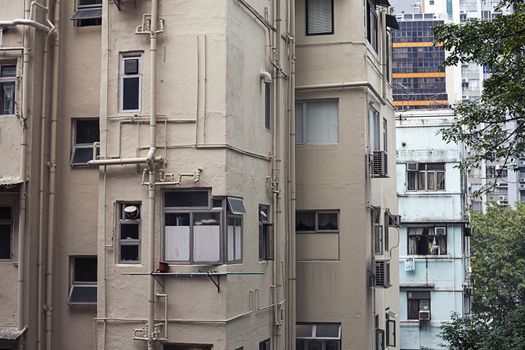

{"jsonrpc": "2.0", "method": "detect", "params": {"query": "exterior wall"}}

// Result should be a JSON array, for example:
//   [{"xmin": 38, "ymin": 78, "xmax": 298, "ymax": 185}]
[
  {"xmin": 396, "ymin": 111, "xmax": 469, "ymax": 350},
  {"xmin": 295, "ymin": 0, "xmax": 400, "ymax": 349}
]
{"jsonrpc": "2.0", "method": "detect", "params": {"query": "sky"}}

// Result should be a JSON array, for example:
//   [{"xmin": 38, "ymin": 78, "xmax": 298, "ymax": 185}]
[{"xmin": 390, "ymin": 0, "xmax": 418, "ymax": 14}]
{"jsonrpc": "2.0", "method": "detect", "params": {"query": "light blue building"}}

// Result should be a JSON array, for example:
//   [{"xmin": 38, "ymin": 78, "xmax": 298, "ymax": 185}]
[{"xmin": 396, "ymin": 110, "xmax": 471, "ymax": 350}]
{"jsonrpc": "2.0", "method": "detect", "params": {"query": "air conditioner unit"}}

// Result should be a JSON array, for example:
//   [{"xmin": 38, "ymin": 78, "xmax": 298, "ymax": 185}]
[
  {"xmin": 375, "ymin": 259, "xmax": 391, "ymax": 288},
  {"xmin": 419, "ymin": 310, "xmax": 431, "ymax": 321},
  {"xmin": 497, "ymin": 200, "xmax": 508, "ymax": 206},
  {"xmin": 388, "ymin": 214, "xmax": 402, "ymax": 228},
  {"xmin": 407, "ymin": 162, "xmax": 418, "ymax": 171},
  {"xmin": 434, "ymin": 226, "xmax": 446, "ymax": 235},
  {"xmin": 371, "ymin": 151, "xmax": 388, "ymax": 178}
]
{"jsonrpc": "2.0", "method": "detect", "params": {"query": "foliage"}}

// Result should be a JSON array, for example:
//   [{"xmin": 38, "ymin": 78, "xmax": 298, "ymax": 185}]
[
  {"xmin": 439, "ymin": 203, "xmax": 525, "ymax": 349},
  {"xmin": 433, "ymin": 0, "xmax": 525, "ymax": 167}
]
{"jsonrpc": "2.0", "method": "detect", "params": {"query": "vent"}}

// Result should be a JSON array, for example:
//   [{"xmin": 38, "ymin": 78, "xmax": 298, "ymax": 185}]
[
  {"xmin": 375, "ymin": 260, "xmax": 391, "ymax": 288},
  {"xmin": 407, "ymin": 162, "xmax": 418, "ymax": 171},
  {"xmin": 372, "ymin": 151, "xmax": 388, "ymax": 178},
  {"xmin": 434, "ymin": 227, "xmax": 446, "ymax": 235}
]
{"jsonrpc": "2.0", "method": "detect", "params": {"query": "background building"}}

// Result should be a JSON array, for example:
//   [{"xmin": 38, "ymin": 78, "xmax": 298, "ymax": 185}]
[
  {"xmin": 0, "ymin": 0, "xmax": 400, "ymax": 349},
  {"xmin": 396, "ymin": 110, "xmax": 471, "ymax": 350}
]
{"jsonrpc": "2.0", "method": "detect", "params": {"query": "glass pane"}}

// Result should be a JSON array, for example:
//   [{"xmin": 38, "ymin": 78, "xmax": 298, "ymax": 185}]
[
  {"xmin": 296, "ymin": 211, "xmax": 315, "ymax": 232},
  {"xmin": 438, "ymin": 236, "xmax": 447, "ymax": 255},
  {"xmin": 124, "ymin": 58, "xmax": 139, "ymax": 75},
  {"xmin": 1, "ymin": 82, "xmax": 15, "ymax": 115},
  {"xmin": 0, "ymin": 207, "xmax": 11, "ymax": 220},
  {"xmin": 120, "ymin": 245, "xmax": 139, "ymax": 262},
  {"xmin": 318, "ymin": 212, "xmax": 338, "ymax": 230},
  {"xmin": 427, "ymin": 172, "xmax": 435, "ymax": 190},
  {"xmin": 296, "ymin": 324, "xmax": 314, "ymax": 337},
  {"xmin": 69, "ymin": 285, "xmax": 97, "ymax": 304},
  {"xmin": 0, "ymin": 224, "xmax": 11, "ymax": 259},
  {"xmin": 123, "ymin": 77, "xmax": 140, "ymax": 110},
  {"xmin": 417, "ymin": 172, "xmax": 426, "ymax": 190},
  {"xmin": 165, "ymin": 216, "xmax": 190, "ymax": 261},
  {"xmin": 427, "ymin": 163, "xmax": 445, "ymax": 170},
  {"xmin": 265, "ymin": 83, "xmax": 271, "ymax": 129},
  {"xmin": 437, "ymin": 171, "xmax": 445, "ymax": 190},
  {"xmin": 78, "ymin": 0, "xmax": 102, "ymax": 5},
  {"xmin": 295, "ymin": 103, "xmax": 304, "ymax": 144},
  {"xmin": 407, "ymin": 172, "xmax": 416, "ymax": 190},
  {"xmin": 307, "ymin": 0, "xmax": 333, "ymax": 35},
  {"xmin": 0, "ymin": 65, "xmax": 16, "ymax": 77},
  {"xmin": 74, "ymin": 257, "xmax": 97, "ymax": 282},
  {"xmin": 165, "ymin": 191, "xmax": 209, "ymax": 208},
  {"xmin": 420, "ymin": 299, "xmax": 430, "ymax": 311},
  {"xmin": 120, "ymin": 223, "xmax": 139, "ymax": 240},
  {"xmin": 76, "ymin": 119, "xmax": 100, "ymax": 144},
  {"xmin": 308, "ymin": 340, "xmax": 322, "ymax": 350},
  {"xmin": 316, "ymin": 324, "xmax": 340, "ymax": 338},
  {"xmin": 193, "ymin": 213, "xmax": 221, "ymax": 262},
  {"xmin": 227, "ymin": 221, "xmax": 234, "ymax": 261},
  {"xmin": 326, "ymin": 340, "xmax": 341, "ymax": 350},
  {"xmin": 235, "ymin": 219, "xmax": 242, "ymax": 260},
  {"xmin": 369, "ymin": 108, "xmax": 380, "ymax": 150},
  {"xmin": 227, "ymin": 197, "xmax": 246, "ymax": 214},
  {"xmin": 407, "ymin": 299, "xmax": 419, "ymax": 319},
  {"xmin": 72, "ymin": 147, "xmax": 95, "ymax": 164},
  {"xmin": 296, "ymin": 340, "xmax": 306, "ymax": 350},
  {"xmin": 306, "ymin": 100, "xmax": 338, "ymax": 144}
]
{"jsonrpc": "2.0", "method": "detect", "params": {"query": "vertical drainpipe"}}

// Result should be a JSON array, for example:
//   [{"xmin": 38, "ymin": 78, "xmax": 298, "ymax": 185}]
[
  {"xmin": 147, "ymin": 0, "xmax": 159, "ymax": 348},
  {"xmin": 286, "ymin": 0, "xmax": 296, "ymax": 347},
  {"xmin": 17, "ymin": 0, "xmax": 32, "ymax": 341},
  {"xmin": 45, "ymin": 0, "xmax": 60, "ymax": 348}
]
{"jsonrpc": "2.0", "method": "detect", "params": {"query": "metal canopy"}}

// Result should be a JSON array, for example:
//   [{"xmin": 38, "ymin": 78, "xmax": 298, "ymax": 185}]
[
  {"xmin": 71, "ymin": 7, "xmax": 102, "ymax": 20},
  {"xmin": 375, "ymin": 0, "xmax": 391, "ymax": 7},
  {"xmin": 0, "ymin": 327, "xmax": 26, "ymax": 341},
  {"xmin": 386, "ymin": 14, "xmax": 400, "ymax": 29}
]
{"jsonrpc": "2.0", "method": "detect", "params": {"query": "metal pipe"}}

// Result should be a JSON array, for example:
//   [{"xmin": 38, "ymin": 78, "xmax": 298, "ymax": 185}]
[
  {"xmin": 147, "ymin": 0, "xmax": 159, "ymax": 348},
  {"xmin": 0, "ymin": 19, "xmax": 52, "ymax": 33},
  {"xmin": 236, "ymin": 0, "xmax": 276, "ymax": 32},
  {"xmin": 0, "ymin": 47, "xmax": 25, "ymax": 51},
  {"xmin": 45, "ymin": 0, "xmax": 60, "ymax": 348},
  {"xmin": 17, "ymin": 0, "xmax": 31, "ymax": 338},
  {"xmin": 37, "ymin": 2, "xmax": 52, "ymax": 347},
  {"xmin": 296, "ymin": 81, "xmax": 387, "ymax": 106},
  {"xmin": 87, "ymin": 156, "xmax": 163, "ymax": 166}
]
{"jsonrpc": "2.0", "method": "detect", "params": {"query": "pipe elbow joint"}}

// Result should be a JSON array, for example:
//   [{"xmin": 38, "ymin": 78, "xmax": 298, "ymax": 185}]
[{"xmin": 260, "ymin": 71, "xmax": 272, "ymax": 84}]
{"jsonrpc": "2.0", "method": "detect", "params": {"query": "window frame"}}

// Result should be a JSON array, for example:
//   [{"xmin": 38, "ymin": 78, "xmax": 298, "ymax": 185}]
[
  {"xmin": 367, "ymin": 0, "xmax": 379, "ymax": 52},
  {"xmin": 72, "ymin": 0, "xmax": 102, "ymax": 27},
  {"xmin": 0, "ymin": 204, "xmax": 14, "ymax": 261},
  {"xmin": 264, "ymin": 82, "xmax": 272, "ymax": 130},
  {"xmin": 68, "ymin": 256, "xmax": 97, "ymax": 305},
  {"xmin": 120, "ymin": 53, "xmax": 142, "ymax": 113},
  {"xmin": 0, "ymin": 64, "xmax": 16, "ymax": 116},
  {"xmin": 226, "ymin": 213, "xmax": 243, "ymax": 263},
  {"xmin": 386, "ymin": 319, "xmax": 396, "ymax": 347},
  {"xmin": 305, "ymin": 0, "xmax": 335, "ymax": 36},
  {"xmin": 295, "ymin": 99, "xmax": 339, "ymax": 145},
  {"xmin": 259, "ymin": 204, "xmax": 274, "ymax": 261},
  {"xmin": 117, "ymin": 202, "xmax": 141, "ymax": 264},
  {"xmin": 372, "ymin": 208, "xmax": 383, "ymax": 256},
  {"xmin": 296, "ymin": 323, "xmax": 342, "ymax": 350},
  {"xmin": 70, "ymin": 118, "xmax": 100, "ymax": 167},
  {"xmin": 369, "ymin": 106, "xmax": 381, "ymax": 151},
  {"xmin": 259, "ymin": 338, "xmax": 271, "ymax": 350},
  {"xmin": 163, "ymin": 190, "xmax": 245, "ymax": 265},
  {"xmin": 407, "ymin": 291, "xmax": 431, "ymax": 320},
  {"xmin": 406, "ymin": 163, "xmax": 446, "ymax": 191},
  {"xmin": 296, "ymin": 210, "xmax": 339, "ymax": 234},
  {"xmin": 407, "ymin": 226, "xmax": 447, "ymax": 256}
]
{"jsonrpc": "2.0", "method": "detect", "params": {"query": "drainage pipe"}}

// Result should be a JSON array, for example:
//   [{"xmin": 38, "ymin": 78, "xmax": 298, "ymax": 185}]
[
  {"xmin": 88, "ymin": 156, "xmax": 163, "ymax": 166},
  {"xmin": 16, "ymin": 0, "xmax": 32, "ymax": 339},
  {"xmin": 147, "ymin": 0, "xmax": 159, "ymax": 348},
  {"xmin": 45, "ymin": 0, "xmax": 61, "ymax": 349}
]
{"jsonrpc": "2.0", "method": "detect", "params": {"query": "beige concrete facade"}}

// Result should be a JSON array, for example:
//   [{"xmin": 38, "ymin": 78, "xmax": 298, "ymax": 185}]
[{"xmin": 0, "ymin": 0, "xmax": 398, "ymax": 349}]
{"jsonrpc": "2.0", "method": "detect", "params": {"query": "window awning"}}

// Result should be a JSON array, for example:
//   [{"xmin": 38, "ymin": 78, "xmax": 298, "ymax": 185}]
[
  {"xmin": 386, "ymin": 14, "xmax": 400, "ymax": 29},
  {"xmin": 375, "ymin": 0, "xmax": 391, "ymax": 6},
  {"xmin": 0, "ymin": 327, "xmax": 26, "ymax": 341},
  {"xmin": 71, "ymin": 7, "xmax": 102, "ymax": 20},
  {"xmin": 0, "ymin": 177, "xmax": 22, "ymax": 187}
]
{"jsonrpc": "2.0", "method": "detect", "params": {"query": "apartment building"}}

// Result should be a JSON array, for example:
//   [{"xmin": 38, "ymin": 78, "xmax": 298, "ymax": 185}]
[
  {"xmin": 0, "ymin": 0, "xmax": 399, "ymax": 349},
  {"xmin": 396, "ymin": 110, "xmax": 471, "ymax": 350}
]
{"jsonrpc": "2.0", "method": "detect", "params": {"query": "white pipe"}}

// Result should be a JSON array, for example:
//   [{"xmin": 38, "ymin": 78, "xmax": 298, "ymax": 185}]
[
  {"xmin": 147, "ymin": 0, "xmax": 159, "ymax": 348},
  {"xmin": 17, "ymin": 0, "xmax": 31, "ymax": 337},
  {"xmin": 0, "ymin": 19, "xmax": 52, "ymax": 33},
  {"xmin": 87, "ymin": 157, "xmax": 163, "ymax": 166},
  {"xmin": 260, "ymin": 71, "xmax": 272, "ymax": 84},
  {"xmin": 37, "ymin": 2, "xmax": 52, "ymax": 348},
  {"xmin": 45, "ymin": 0, "xmax": 60, "ymax": 349}
]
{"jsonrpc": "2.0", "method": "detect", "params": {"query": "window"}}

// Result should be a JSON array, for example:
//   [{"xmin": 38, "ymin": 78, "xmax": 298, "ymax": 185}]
[
  {"xmin": 259, "ymin": 339, "xmax": 271, "ymax": 350},
  {"xmin": 296, "ymin": 211, "xmax": 338, "ymax": 233},
  {"xmin": 306, "ymin": 0, "xmax": 334, "ymax": 35},
  {"xmin": 265, "ymin": 82, "xmax": 272, "ymax": 130},
  {"xmin": 372, "ymin": 208, "xmax": 383, "ymax": 255},
  {"xmin": 71, "ymin": 119, "xmax": 100, "ymax": 166},
  {"xmin": 0, "ymin": 65, "xmax": 16, "ymax": 115},
  {"xmin": 259, "ymin": 205, "xmax": 274, "ymax": 261},
  {"xmin": 382, "ymin": 118, "xmax": 388, "ymax": 153},
  {"xmin": 72, "ymin": 0, "xmax": 102, "ymax": 27},
  {"xmin": 408, "ymin": 227, "xmax": 447, "ymax": 255},
  {"xmin": 369, "ymin": 106, "xmax": 380, "ymax": 150},
  {"xmin": 296, "ymin": 100, "xmax": 338, "ymax": 144},
  {"xmin": 118, "ymin": 203, "xmax": 141, "ymax": 263},
  {"xmin": 386, "ymin": 32, "xmax": 391, "ymax": 82},
  {"xmin": 164, "ymin": 191, "xmax": 245, "ymax": 264},
  {"xmin": 120, "ymin": 54, "xmax": 142, "ymax": 112},
  {"xmin": 386, "ymin": 319, "xmax": 396, "ymax": 347},
  {"xmin": 407, "ymin": 291, "xmax": 431, "ymax": 320},
  {"xmin": 69, "ymin": 256, "xmax": 97, "ymax": 305},
  {"xmin": 163, "ymin": 344, "xmax": 212, "ymax": 350},
  {"xmin": 296, "ymin": 323, "xmax": 341, "ymax": 350},
  {"xmin": 406, "ymin": 163, "xmax": 445, "ymax": 191},
  {"xmin": 0, "ymin": 206, "xmax": 12, "ymax": 260},
  {"xmin": 367, "ymin": 1, "xmax": 379, "ymax": 52},
  {"xmin": 375, "ymin": 328, "xmax": 385, "ymax": 350}
]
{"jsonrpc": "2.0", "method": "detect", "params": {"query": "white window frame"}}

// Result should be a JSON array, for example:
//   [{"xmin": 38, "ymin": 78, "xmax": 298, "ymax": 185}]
[
  {"xmin": 369, "ymin": 106, "xmax": 380, "ymax": 151},
  {"xmin": 259, "ymin": 205, "xmax": 274, "ymax": 261},
  {"xmin": 70, "ymin": 118, "xmax": 100, "ymax": 166},
  {"xmin": 117, "ymin": 202, "xmax": 141, "ymax": 264},
  {"xmin": 120, "ymin": 54, "xmax": 142, "ymax": 113},
  {"xmin": 407, "ymin": 163, "xmax": 446, "ymax": 191},
  {"xmin": 0, "ymin": 64, "xmax": 17, "ymax": 116},
  {"xmin": 295, "ymin": 99, "xmax": 339, "ymax": 145},
  {"xmin": 68, "ymin": 256, "xmax": 97, "ymax": 305}
]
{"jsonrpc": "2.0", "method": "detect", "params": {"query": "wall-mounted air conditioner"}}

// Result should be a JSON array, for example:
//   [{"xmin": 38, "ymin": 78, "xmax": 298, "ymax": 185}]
[
  {"xmin": 371, "ymin": 151, "xmax": 388, "ymax": 178},
  {"xmin": 407, "ymin": 162, "xmax": 418, "ymax": 171},
  {"xmin": 434, "ymin": 227, "xmax": 446, "ymax": 235},
  {"xmin": 375, "ymin": 259, "xmax": 391, "ymax": 288},
  {"xmin": 419, "ymin": 310, "xmax": 431, "ymax": 321}
]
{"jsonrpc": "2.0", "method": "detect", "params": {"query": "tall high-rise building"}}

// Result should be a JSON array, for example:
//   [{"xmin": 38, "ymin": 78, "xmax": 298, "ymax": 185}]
[{"xmin": 0, "ymin": 0, "xmax": 400, "ymax": 349}]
